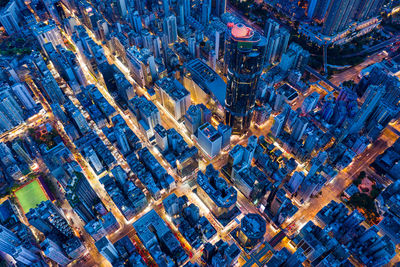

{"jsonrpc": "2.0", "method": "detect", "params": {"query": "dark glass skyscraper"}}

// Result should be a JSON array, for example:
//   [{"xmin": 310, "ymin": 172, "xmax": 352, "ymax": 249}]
[{"xmin": 224, "ymin": 23, "xmax": 267, "ymax": 134}]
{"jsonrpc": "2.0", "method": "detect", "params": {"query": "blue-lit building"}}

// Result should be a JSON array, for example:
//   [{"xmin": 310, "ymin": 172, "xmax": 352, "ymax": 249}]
[
  {"xmin": 237, "ymin": 213, "xmax": 266, "ymax": 249},
  {"xmin": 196, "ymin": 165, "xmax": 237, "ymax": 216},
  {"xmin": 197, "ymin": 122, "xmax": 222, "ymax": 158},
  {"xmin": 183, "ymin": 58, "xmax": 226, "ymax": 108},
  {"xmin": 218, "ymin": 124, "xmax": 232, "ymax": 149},
  {"xmin": 154, "ymin": 77, "xmax": 190, "ymax": 120},
  {"xmin": 133, "ymin": 209, "xmax": 188, "ymax": 266}
]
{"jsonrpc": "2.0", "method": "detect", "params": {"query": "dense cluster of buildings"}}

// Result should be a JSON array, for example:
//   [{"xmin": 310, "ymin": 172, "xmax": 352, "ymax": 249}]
[
  {"xmin": 0, "ymin": 0, "xmax": 398, "ymax": 265},
  {"xmin": 163, "ymin": 193, "xmax": 216, "ymax": 249},
  {"xmin": 274, "ymin": 0, "xmax": 387, "ymax": 45},
  {"xmin": 291, "ymin": 200, "xmax": 396, "ymax": 266},
  {"xmin": 133, "ymin": 209, "xmax": 188, "ymax": 266}
]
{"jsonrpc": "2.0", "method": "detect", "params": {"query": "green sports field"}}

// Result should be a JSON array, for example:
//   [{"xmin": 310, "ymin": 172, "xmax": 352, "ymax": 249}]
[{"xmin": 15, "ymin": 180, "xmax": 48, "ymax": 213}]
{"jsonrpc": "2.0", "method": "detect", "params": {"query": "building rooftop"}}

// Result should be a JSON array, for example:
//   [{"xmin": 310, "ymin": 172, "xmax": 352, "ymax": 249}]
[
  {"xmin": 197, "ymin": 170, "xmax": 237, "ymax": 209},
  {"xmin": 155, "ymin": 77, "xmax": 189, "ymax": 102},
  {"xmin": 185, "ymin": 59, "xmax": 226, "ymax": 105},
  {"xmin": 133, "ymin": 209, "xmax": 170, "ymax": 247},
  {"xmin": 129, "ymin": 96, "xmax": 159, "ymax": 117},
  {"xmin": 229, "ymin": 23, "xmax": 254, "ymax": 39},
  {"xmin": 199, "ymin": 122, "xmax": 221, "ymax": 142},
  {"xmin": 241, "ymin": 213, "xmax": 266, "ymax": 240},
  {"xmin": 127, "ymin": 46, "xmax": 153, "ymax": 63}
]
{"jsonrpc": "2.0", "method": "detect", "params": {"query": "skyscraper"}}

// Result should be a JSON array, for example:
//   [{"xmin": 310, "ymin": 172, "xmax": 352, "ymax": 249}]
[
  {"xmin": 86, "ymin": 147, "xmax": 104, "ymax": 174},
  {"xmin": 291, "ymin": 117, "xmax": 308, "ymax": 141},
  {"xmin": 154, "ymin": 124, "xmax": 169, "ymax": 152},
  {"xmin": 163, "ymin": 0, "xmax": 170, "ymax": 16},
  {"xmin": 72, "ymin": 109, "xmax": 90, "ymax": 135},
  {"xmin": 218, "ymin": 124, "xmax": 232, "ymax": 149},
  {"xmin": 129, "ymin": 96, "xmax": 161, "ymax": 137},
  {"xmin": 198, "ymin": 122, "xmax": 222, "ymax": 158},
  {"xmin": 181, "ymin": 0, "xmax": 190, "ymax": 18},
  {"xmin": 0, "ymin": 111, "xmax": 13, "ymax": 133},
  {"xmin": 0, "ymin": 225, "xmax": 22, "ymax": 256},
  {"xmin": 322, "ymin": 0, "xmax": 358, "ymax": 36},
  {"xmin": 26, "ymin": 200, "xmax": 74, "ymax": 238},
  {"xmin": 184, "ymin": 104, "xmax": 203, "ymax": 135},
  {"xmin": 95, "ymin": 236, "xmax": 119, "ymax": 263},
  {"xmin": 134, "ymin": 0, "xmax": 144, "ymax": 14},
  {"xmin": 279, "ymin": 43, "xmax": 310, "ymax": 72},
  {"xmin": 264, "ymin": 19, "xmax": 290, "ymax": 64},
  {"xmin": 8, "ymin": 246, "xmax": 40, "ymax": 265},
  {"xmin": 154, "ymin": 77, "xmax": 190, "ymax": 120},
  {"xmin": 201, "ymin": 0, "xmax": 211, "ymax": 25},
  {"xmin": 41, "ymin": 238, "xmax": 71, "ymax": 266},
  {"xmin": 308, "ymin": 0, "xmax": 331, "ymax": 20},
  {"xmin": 11, "ymin": 83, "xmax": 37, "ymax": 110},
  {"xmin": 354, "ymin": 0, "xmax": 385, "ymax": 21},
  {"xmin": 116, "ymin": 0, "xmax": 127, "ymax": 18},
  {"xmin": 130, "ymin": 11, "xmax": 142, "ymax": 33},
  {"xmin": 163, "ymin": 15, "xmax": 178, "ymax": 44},
  {"xmin": 337, "ymin": 84, "xmax": 385, "ymax": 144},
  {"xmin": 32, "ymin": 21, "xmax": 64, "ymax": 50},
  {"xmin": 42, "ymin": 73, "xmax": 66, "ymax": 104},
  {"xmin": 12, "ymin": 141, "xmax": 33, "ymax": 165},
  {"xmin": 348, "ymin": 84, "xmax": 385, "ymax": 134},
  {"xmin": 188, "ymin": 36, "xmax": 196, "ymax": 58},
  {"xmin": 0, "ymin": 91, "xmax": 24, "ymax": 126},
  {"xmin": 224, "ymin": 23, "xmax": 267, "ymax": 134},
  {"xmin": 114, "ymin": 125, "xmax": 130, "ymax": 155},
  {"xmin": 66, "ymin": 172, "xmax": 102, "ymax": 223},
  {"xmin": 264, "ymin": 18, "xmax": 280, "ymax": 40},
  {"xmin": 271, "ymin": 112, "xmax": 285, "ymax": 137},
  {"xmin": 212, "ymin": 0, "xmax": 226, "ymax": 17},
  {"xmin": 0, "ymin": 1, "xmax": 20, "ymax": 35}
]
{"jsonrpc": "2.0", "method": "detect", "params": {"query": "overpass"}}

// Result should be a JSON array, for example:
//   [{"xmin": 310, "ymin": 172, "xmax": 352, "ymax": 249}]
[
  {"xmin": 341, "ymin": 35, "xmax": 400, "ymax": 58},
  {"xmin": 305, "ymin": 65, "xmax": 340, "ymax": 91}
]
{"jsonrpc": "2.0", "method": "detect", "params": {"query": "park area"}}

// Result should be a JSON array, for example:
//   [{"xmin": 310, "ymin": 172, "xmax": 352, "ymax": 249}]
[{"xmin": 15, "ymin": 179, "xmax": 49, "ymax": 213}]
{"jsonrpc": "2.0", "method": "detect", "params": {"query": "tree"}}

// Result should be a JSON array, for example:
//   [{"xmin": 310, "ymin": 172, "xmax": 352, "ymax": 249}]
[
  {"xmin": 342, "ymin": 80, "xmax": 356, "ymax": 88},
  {"xmin": 370, "ymin": 185, "xmax": 381, "ymax": 199}
]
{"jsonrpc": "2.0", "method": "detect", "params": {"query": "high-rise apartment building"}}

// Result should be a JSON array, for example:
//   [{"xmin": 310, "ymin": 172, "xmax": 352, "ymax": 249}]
[
  {"xmin": 129, "ymin": 96, "xmax": 161, "ymax": 137},
  {"xmin": 11, "ymin": 83, "xmax": 37, "ymax": 111},
  {"xmin": 309, "ymin": 0, "xmax": 384, "ymax": 36},
  {"xmin": 184, "ymin": 104, "xmax": 203, "ymax": 135},
  {"xmin": 348, "ymin": 85, "xmax": 385, "ymax": 135},
  {"xmin": 308, "ymin": 0, "xmax": 331, "ymax": 20},
  {"xmin": 271, "ymin": 112, "xmax": 285, "ymax": 137},
  {"xmin": 163, "ymin": 15, "xmax": 178, "ymax": 44},
  {"xmin": 212, "ymin": 0, "xmax": 226, "ymax": 17},
  {"xmin": 66, "ymin": 172, "xmax": 102, "ymax": 223},
  {"xmin": 41, "ymin": 238, "xmax": 71, "ymax": 266},
  {"xmin": 26, "ymin": 200, "xmax": 74, "ymax": 239},
  {"xmin": 0, "ymin": 0, "xmax": 20, "ymax": 35},
  {"xmin": 41, "ymin": 72, "xmax": 66, "ymax": 105},
  {"xmin": 198, "ymin": 122, "xmax": 222, "ymax": 158},
  {"xmin": 154, "ymin": 77, "xmax": 190, "ymax": 120},
  {"xmin": 95, "ymin": 236, "xmax": 119, "ymax": 263},
  {"xmin": 0, "ymin": 90, "xmax": 24, "ymax": 126},
  {"xmin": 264, "ymin": 19, "xmax": 290, "ymax": 64},
  {"xmin": 32, "ymin": 21, "xmax": 64, "ymax": 50},
  {"xmin": 114, "ymin": 125, "xmax": 130, "ymax": 155},
  {"xmin": 355, "ymin": 0, "xmax": 385, "ymax": 21},
  {"xmin": 291, "ymin": 117, "xmax": 309, "ymax": 141}
]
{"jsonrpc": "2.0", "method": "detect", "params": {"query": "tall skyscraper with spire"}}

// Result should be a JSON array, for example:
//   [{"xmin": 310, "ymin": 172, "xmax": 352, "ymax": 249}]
[{"xmin": 224, "ymin": 23, "xmax": 267, "ymax": 134}]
